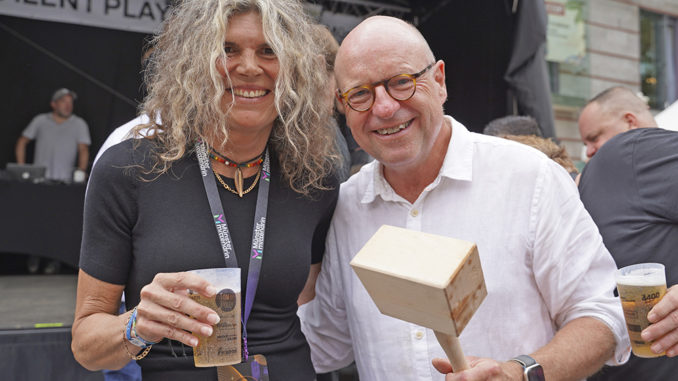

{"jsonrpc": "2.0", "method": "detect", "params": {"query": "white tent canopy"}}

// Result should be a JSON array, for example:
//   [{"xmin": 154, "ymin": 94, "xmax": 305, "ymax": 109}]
[{"xmin": 656, "ymin": 101, "xmax": 678, "ymax": 131}]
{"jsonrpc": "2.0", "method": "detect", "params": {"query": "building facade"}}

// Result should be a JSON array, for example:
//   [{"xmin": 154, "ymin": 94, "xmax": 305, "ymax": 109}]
[{"xmin": 548, "ymin": 0, "xmax": 678, "ymax": 161}]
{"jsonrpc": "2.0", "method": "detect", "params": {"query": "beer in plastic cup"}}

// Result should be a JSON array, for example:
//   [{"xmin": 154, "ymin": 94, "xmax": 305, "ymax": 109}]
[
  {"xmin": 615, "ymin": 263, "xmax": 667, "ymax": 358},
  {"xmin": 188, "ymin": 268, "xmax": 242, "ymax": 367}
]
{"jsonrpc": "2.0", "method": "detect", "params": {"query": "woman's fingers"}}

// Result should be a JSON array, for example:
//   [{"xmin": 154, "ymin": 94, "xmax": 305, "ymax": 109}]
[
  {"xmin": 141, "ymin": 272, "xmax": 220, "ymax": 322},
  {"xmin": 135, "ymin": 303, "xmax": 216, "ymax": 347},
  {"xmin": 153, "ymin": 271, "xmax": 218, "ymax": 298},
  {"xmin": 132, "ymin": 272, "xmax": 222, "ymax": 346}
]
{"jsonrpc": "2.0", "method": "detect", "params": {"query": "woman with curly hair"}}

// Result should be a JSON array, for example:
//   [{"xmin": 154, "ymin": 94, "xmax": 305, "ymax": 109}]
[{"xmin": 71, "ymin": 1, "xmax": 340, "ymax": 380}]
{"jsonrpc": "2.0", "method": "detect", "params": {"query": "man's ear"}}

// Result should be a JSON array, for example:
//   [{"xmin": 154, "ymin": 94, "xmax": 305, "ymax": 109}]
[
  {"xmin": 623, "ymin": 112, "xmax": 640, "ymax": 129},
  {"xmin": 433, "ymin": 60, "xmax": 447, "ymax": 102}
]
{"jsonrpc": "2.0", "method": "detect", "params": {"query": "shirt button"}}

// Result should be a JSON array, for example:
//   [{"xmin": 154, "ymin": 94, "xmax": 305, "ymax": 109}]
[
  {"xmin": 415, "ymin": 331, "xmax": 424, "ymax": 340},
  {"xmin": 410, "ymin": 209, "xmax": 419, "ymax": 217}
]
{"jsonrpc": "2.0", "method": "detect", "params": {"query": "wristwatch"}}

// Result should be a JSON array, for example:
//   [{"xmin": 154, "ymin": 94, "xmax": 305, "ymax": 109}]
[{"xmin": 510, "ymin": 355, "xmax": 545, "ymax": 381}]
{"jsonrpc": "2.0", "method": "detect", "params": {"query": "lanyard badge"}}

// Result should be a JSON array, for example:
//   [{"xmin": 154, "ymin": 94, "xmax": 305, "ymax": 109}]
[{"xmin": 195, "ymin": 142, "xmax": 271, "ymax": 370}]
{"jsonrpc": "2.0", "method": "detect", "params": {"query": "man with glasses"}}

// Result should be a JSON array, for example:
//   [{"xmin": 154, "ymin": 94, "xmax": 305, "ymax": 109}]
[{"xmin": 299, "ymin": 16, "xmax": 629, "ymax": 381}]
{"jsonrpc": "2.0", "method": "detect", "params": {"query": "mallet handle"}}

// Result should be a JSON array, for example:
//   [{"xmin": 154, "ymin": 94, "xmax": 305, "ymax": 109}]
[{"xmin": 434, "ymin": 330, "xmax": 469, "ymax": 372}]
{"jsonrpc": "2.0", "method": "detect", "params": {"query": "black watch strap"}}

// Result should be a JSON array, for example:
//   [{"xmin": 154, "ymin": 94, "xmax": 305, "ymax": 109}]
[{"xmin": 510, "ymin": 355, "xmax": 545, "ymax": 381}]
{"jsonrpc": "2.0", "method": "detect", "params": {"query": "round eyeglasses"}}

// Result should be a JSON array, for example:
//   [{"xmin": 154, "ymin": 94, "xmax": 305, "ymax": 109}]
[{"xmin": 337, "ymin": 63, "xmax": 435, "ymax": 112}]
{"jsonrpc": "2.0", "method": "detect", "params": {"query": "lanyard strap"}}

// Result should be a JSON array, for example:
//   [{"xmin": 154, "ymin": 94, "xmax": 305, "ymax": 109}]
[{"xmin": 195, "ymin": 141, "xmax": 270, "ymax": 332}]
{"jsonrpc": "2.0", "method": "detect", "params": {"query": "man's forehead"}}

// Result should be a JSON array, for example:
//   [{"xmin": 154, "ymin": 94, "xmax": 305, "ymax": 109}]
[
  {"xmin": 54, "ymin": 95, "xmax": 74, "ymax": 102},
  {"xmin": 336, "ymin": 55, "xmax": 422, "ymax": 91},
  {"xmin": 336, "ymin": 44, "xmax": 425, "ymax": 84}
]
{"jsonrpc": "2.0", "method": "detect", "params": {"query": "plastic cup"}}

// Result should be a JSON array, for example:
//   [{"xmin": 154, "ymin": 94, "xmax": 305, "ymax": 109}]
[
  {"xmin": 615, "ymin": 263, "xmax": 667, "ymax": 358},
  {"xmin": 188, "ymin": 268, "xmax": 242, "ymax": 367}
]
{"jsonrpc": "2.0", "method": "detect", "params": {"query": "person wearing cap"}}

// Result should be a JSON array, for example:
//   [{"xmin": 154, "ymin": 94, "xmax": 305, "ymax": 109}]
[{"xmin": 15, "ymin": 88, "xmax": 91, "ymax": 183}]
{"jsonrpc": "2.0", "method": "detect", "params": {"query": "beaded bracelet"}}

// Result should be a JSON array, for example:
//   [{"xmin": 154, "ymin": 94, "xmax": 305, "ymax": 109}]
[{"xmin": 122, "ymin": 307, "xmax": 156, "ymax": 360}]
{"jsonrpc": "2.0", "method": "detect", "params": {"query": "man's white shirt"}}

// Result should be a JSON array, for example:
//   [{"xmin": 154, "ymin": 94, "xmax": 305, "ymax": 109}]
[{"xmin": 299, "ymin": 116, "xmax": 630, "ymax": 381}]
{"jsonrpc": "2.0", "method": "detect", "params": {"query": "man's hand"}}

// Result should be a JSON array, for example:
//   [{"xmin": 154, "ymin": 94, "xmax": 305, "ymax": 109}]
[
  {"xmin": 642, "ymin": 285, "xmax": 678, "ymax": 357},
  {"xmin": 432, "ymin": 357, "xmax": 523, "ymax": 381}
]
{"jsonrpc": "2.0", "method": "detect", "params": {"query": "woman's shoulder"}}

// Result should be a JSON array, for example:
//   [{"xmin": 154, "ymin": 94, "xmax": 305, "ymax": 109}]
[
  {"xmin": 97, "ymin": 137, "xmax": 157, "ymax": 163},
  {"xmin": 91, "ymin": 138, "xmax": 165, "ymax": 183}
]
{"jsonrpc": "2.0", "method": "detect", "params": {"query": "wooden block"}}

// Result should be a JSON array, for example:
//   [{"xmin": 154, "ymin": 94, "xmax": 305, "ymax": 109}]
[{"xmin": 350, "ymin": 225, "xmax": 486, "ymax": 336}]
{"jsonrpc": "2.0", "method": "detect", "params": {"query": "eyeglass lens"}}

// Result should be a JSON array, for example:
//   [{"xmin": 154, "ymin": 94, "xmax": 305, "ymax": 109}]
[{"xmin": 346, "ymin": 74, "xmax": 416, "ymax": 111}]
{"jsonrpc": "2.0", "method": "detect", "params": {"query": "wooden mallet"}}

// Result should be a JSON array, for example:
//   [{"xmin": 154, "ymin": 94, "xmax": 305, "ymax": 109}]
[{"xmin": 350, "ymin": 225, "xmax": 487, "ymax": 372}]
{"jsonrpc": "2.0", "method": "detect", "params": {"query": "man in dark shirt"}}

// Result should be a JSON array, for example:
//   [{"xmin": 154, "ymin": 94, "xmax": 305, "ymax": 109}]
[
  {"xmin": 579, "ymin": 127, "xmax": 678, "ymax": 380},
  {"xmin": 578, "ymin": 86, "xmax": 657, "ymax": 159}
]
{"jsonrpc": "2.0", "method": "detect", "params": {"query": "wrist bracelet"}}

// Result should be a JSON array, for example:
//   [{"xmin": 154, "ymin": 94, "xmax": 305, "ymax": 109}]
[
  {"xmin": 122, "ymin": 307, "xmax": 155, "ymax": 360},
  {"xmin": 126, "ymin": 307, "xmax": 158, "ymax": 347}
]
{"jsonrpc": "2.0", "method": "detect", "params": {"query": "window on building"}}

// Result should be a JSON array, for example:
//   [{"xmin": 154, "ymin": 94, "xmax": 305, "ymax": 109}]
[{"xmin": 640, "ymin": 10, "xmax": 677, "ymax": 110}]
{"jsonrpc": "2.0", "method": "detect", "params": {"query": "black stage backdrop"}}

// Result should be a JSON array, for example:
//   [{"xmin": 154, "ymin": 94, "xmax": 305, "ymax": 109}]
[
  {"xmin": 419, "ymin": 1, "xmax": 515, "ymax": 134},
  {"xmin": 0, "ymin": 0, "xmax": 553, "ymax": 168},
  {"xmin": 419, "ymin": 0, "xmax": 553, "ymax": 137},
  {"xmin": 0, "ymin": 15, "xmax": 149, "ymax": 169}
]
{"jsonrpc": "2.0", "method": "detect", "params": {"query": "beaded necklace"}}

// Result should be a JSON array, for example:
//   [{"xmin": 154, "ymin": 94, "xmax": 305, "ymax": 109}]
[{"xmin": 209, "ymin": 149, "xmax": 264, "ymax": 197}]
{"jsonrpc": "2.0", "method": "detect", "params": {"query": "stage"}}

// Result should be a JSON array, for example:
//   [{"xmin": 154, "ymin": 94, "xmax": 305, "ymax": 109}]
[
  {"xmin": 0, "ymin": 275, "xmax": 103, "ymax": 380},
  {"xmin": 0, "ymin": 180, "xmax": 86, "ymax": 269}
]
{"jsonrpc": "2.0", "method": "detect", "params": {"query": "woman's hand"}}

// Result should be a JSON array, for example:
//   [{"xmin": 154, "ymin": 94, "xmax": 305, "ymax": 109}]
[{"xmin": 133, "ymin": 272, "xmax": 222, "ymax": 347}]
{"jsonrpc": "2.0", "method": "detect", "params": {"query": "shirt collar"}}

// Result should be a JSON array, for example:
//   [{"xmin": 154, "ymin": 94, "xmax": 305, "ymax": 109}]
[
  {"xmin": 440, "ymin": 115, "xmax": 473, "ymax": 182},
  {"xmin": 360, "ymin": 115, "xmax": 474, "ymax": 204}
]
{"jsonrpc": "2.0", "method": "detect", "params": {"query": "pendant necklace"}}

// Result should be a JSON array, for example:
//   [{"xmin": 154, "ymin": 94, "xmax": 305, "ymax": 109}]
[{"xmin": 209, "ymin": 149, "xmax": 264, "ymax": 197}]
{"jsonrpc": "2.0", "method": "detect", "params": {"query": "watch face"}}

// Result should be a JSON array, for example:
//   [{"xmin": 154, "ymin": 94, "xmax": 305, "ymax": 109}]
[{"xmin": 527, "ymin": 365, "xmax": 545, "ymax": 381}]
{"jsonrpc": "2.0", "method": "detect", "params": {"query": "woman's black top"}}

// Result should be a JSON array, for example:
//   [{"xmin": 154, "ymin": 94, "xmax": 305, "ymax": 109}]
[{"xmin": 81, "ymin": 139, "xmax": 339, "ymax": 380}]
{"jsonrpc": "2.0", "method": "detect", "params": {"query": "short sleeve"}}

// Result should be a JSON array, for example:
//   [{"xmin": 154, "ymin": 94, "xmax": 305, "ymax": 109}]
[
  {"xmin": 76, "ymin": 118, "xmax": 91, "ymax": 145},
  {"xmin": 22, "ymin": 115, "xmax": 42, "ymax": 139}
]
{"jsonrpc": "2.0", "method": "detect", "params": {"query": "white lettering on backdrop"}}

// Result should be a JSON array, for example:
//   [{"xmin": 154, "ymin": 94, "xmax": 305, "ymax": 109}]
[{"xmin": 0, "ymin": 0, "xmax": 171, "ymax": 34}]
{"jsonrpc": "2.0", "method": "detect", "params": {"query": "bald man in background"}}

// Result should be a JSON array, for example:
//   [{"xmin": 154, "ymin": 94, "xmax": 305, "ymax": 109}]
[
  {"xmin": 578, "ymin": 86, "xmax": 678, "ymax": 381},
  {"xmin": 578, "ymin": 86, "xmax": 657, "ymax": 159}
]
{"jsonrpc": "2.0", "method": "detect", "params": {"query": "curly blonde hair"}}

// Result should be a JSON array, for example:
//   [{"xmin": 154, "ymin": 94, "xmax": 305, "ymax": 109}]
[
  {"xmin": 136, "ymin": 0, "xmax": 339, "ymax": 195},
  {"xmin": 501, "ymin": 134, "xmax": 578, "ymax": 174}
]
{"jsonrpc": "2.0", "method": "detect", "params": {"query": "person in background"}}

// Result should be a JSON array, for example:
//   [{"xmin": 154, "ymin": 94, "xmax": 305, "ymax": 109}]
[
  {"xmin": 644, "ymin": 285, "xmax": 678, "ymax": 357},
  {"xmin": 578, "ymin": 126, "xmax": 678, "ymax": 381},
  {"xmin": 15, "ymin": 88, "xmax": 91, "ymax": 275},
  {"xmin": 312, "ymin": 23, "xmax": 369, "ymax": 177},
  {"xmin": 500, "ymin": 134, "xmax": 578, "ymax": 180},
  {"xmin": 71, "ymin": 1, "xmax": 340, "ymax": 380},
  {"xmin": 482, "ymin": 115, "xmax": 542, "ymax": 137},
  {"xmin": 299, "ymin": 15, "xmax": 629, "ymax": 381},
  {"xmin": 578, "ymin": 86, "xmax": 657, "ymax": 159},
  {"xmin": 483, "ymin": 115, "xmax": 578, "ymax": 180},
  {"xmin": 15, "ymin": 88, "xmax": 90, "ymax": 183},
  {"xmin": 92, "ymin": 115, "xmax": 151, "ymax": 166}
]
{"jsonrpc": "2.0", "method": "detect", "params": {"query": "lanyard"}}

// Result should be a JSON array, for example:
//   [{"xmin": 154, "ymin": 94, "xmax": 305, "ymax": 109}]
[{"xmin": 195, "ymin": 141, "xmax": 270, "ymax": 359}]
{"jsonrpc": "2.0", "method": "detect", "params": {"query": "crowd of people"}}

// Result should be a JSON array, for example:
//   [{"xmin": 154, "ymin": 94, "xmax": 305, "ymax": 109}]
[{"xmin": 7, "ymin": 0, "xmax": 678, "ymax": 380}]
